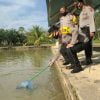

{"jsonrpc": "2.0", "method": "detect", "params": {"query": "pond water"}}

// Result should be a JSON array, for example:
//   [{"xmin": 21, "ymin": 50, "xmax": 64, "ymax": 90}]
[{"xmin": 0, "ymin": 48, "xmax": 65, "ymax": 100}]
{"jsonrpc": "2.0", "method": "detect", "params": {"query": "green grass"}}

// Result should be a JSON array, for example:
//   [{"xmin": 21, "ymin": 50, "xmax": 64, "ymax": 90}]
[
  {"xmin": 94, "ymin": 39, "xmax": 100, "ymax": 43},
  {"xmin": 93, "ymin": 39, "xmax": 100, "ymax": 46}
]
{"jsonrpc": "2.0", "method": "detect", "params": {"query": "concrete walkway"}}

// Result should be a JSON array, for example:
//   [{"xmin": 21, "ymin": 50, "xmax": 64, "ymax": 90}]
[{"xmin": 51, "ymin": 46, "xmax": 100, "ymax": 100}]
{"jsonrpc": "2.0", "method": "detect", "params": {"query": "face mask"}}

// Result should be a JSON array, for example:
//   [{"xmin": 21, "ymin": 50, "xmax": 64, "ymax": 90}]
[
  {"xmin": 77, "ymin": 3, "xmax": 83, "ymax": 10},
  {"xmin": 60, "ymin": 12, "xmax": 67, "ymax": 16}
]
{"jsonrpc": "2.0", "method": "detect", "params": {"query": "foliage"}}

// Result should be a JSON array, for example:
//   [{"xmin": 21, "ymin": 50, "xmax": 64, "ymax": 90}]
[
  {"xmin": 0, "ymin": 28, "xmax": 26, "ymax": 46},
  {"xmin": 95, "ymin": 11, "xmax": 100, "ymax": 40},
  {"xmin": 26, "ymin": 26, "xmax": 51, "ymax": 46},
  {"xmin": 0, "ymin": 26, "xmax": 52, "ymax": 46}
]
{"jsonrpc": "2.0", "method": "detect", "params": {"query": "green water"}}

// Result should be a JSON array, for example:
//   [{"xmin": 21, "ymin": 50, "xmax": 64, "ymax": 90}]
[{"xmin": 0, "ymin": 48, "xmax": 65, "ymax": 100}]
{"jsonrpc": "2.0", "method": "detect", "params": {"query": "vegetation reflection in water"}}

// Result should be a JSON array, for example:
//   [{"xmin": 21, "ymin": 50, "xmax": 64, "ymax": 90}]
[{"xmin": 0, "ymin": 48, "xmax": 65, "ymax": 100}]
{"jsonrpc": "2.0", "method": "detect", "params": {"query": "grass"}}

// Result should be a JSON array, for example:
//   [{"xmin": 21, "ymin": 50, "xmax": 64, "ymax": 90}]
[
  {"xmin": 94, "ymin": 39, "xmax": 100, "ymax": 43},
  {"xmin": 93, "ymin": 39, "xmax": 100, "ymax": 47}
]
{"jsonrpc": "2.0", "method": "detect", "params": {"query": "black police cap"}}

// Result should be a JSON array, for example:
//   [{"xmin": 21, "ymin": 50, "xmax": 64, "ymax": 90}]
[{"xmin": 48, "ymin": 25, "xmax": 59, "ymax": 33}]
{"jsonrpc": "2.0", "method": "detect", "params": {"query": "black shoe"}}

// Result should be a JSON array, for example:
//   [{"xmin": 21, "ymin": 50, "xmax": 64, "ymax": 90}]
[
  {"xmin": 81, "ymin": 59, "xmax": 93, "ymax": 65},
  {"xmin": 66, "ymin": 65, "xmax": 75, "ymax": 69},
  {"xmin": 71, "ymin": 67, "xmax": 83, "ymax": 73},
  {"xmin": 63, "ymin": 62, "xmax": 69, "ymax": 65}
]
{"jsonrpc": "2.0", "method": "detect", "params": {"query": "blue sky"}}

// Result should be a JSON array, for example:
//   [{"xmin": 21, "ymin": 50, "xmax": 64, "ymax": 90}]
[{"xmin": 0, "ymin": 0, "xmax": 48, "ymax": 30}]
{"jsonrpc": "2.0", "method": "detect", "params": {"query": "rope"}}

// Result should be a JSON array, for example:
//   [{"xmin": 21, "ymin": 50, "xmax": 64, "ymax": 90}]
[
  {"xmin": 30, "ymin": 53, "xmax": 60, "ymax": 81},
  {"xmin": 30, "ymin": 66, "xmax": 49, "ymax": 81}
]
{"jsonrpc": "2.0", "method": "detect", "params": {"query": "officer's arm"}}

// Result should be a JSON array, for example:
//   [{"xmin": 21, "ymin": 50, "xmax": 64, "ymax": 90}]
[
  {"xmin": 70, "ymin": 15, "xmax": 78, "ymax": 45},
  {"xmin": 70, "ymin": 25, "xmax": 78, "ymax": 45},
  {"xmin": 88, "ymin": 8, "xmax": 96, "ymax": 33},
  {"xmin": 67, "ymin": 26, "xmax": 78, "ymax": 48}
]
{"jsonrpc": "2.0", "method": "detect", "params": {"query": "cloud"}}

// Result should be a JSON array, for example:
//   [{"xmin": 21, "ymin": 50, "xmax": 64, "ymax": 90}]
[
  {"xmin": 0, "ymin": 0, "xmax": 48, "ymax": 30},
  {"xmin": 0, "ymin": 0, "xmax": 35, "ymax": 7}
]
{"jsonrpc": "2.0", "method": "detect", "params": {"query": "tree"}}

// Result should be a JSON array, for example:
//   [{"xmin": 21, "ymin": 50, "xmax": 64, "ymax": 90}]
[
  {"xmin": 26, "ymin": 26, "xmax": 49, "ymax": 46},
  {"xmin": 18, "ymin": 27, "xmax": 25, "ymax": 34},
  {"xmin": 95, "ymin": 10, "xmax": 100, "ymax": 40}
]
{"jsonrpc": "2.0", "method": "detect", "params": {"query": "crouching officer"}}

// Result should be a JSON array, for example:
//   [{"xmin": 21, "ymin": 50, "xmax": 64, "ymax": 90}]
[
  {"xmin": 76, "ymin": 0, "xmax": 96, "ymax": 65},
  {"xmin": 59, "ymin": 6, "xmax": 87, "ymax": 73},
  {"xmin": 59, "ymin": 6, "xmax": 79, "ymax": 66},
  {"xmin": 48, "ymin": 6, "xmax": 79, "ymax": 68}
]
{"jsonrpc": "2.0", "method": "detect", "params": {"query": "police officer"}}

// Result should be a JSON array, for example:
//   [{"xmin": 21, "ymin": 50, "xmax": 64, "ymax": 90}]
[
  {"xmin": 49, "ymin": 6, "xmax": 84, "ymax": 73},
  {"xmin": 77, "ymin": 0, "xmax": 96, "ymax": 65},
  {"xmin": 59, "ymin": 6, "xmax": 71, "ymax": 65},
  {"xmin": 59, "ymin": 6, "xmax": 80, "ymax": 68}
]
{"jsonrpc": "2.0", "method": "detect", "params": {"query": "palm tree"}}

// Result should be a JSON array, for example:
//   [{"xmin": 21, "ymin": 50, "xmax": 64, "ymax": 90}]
[
  {"xmin": 18, "ymin": 27, "xmax": 25, "ymax": 34},
  {"xmin": 26, "ymin": 26, "xmax": 47, "ymax": 46}
]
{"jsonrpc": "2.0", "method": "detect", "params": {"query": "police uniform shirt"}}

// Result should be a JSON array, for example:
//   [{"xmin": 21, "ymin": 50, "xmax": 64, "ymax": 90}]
[
  {"xmin": 79, "ymin": 6, "xmax": 96, "ymax": 33},
  {"xmin": 60, "ymin": 13, "xmax": 78, "ymax": 44},
  {"xmin": 60, "ymin": 13, "xmax": 74, "ymax": 28}
]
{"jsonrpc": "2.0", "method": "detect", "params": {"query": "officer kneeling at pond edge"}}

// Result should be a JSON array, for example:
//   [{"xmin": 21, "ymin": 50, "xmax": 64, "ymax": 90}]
[
  {"xmin": 48, "ymin": 4, "xmax": 95, "ymax": 73},
  {"xmin": 48, "ymin": 6, "xmax": 87, "ymax": 73},
  {"xmin": 59, "ymin": 6, "xmax": 85, "ymax": 73}
]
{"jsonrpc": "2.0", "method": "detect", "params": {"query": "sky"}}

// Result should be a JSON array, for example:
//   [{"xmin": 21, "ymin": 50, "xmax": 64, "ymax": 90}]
[{"xmin": 0, "ymin": 0, "xmax": 48, "ymax": 30}]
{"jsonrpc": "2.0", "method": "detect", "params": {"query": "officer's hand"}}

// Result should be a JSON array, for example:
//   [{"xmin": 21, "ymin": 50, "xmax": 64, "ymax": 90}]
[
  {"xmin": 54, "ymin": 31, "xmax": 59, "ymax": 36},
  {"xmin": 90, "ymin": 32, "xmax": 95, "ymax": 37},
  {"xmin": 67, "ymin": 44, "xmax": 74, "ymax": 48}
]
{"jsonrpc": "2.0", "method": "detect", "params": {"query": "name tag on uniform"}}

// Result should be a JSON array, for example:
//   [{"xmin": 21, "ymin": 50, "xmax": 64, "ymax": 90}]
[{"xmin": 60, "ymin": 26, "xmax": 71, "ymax": 35}]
